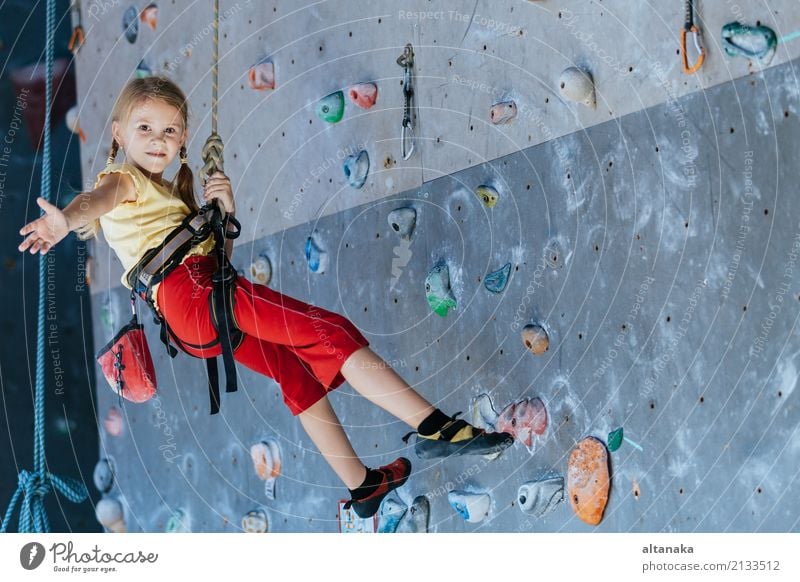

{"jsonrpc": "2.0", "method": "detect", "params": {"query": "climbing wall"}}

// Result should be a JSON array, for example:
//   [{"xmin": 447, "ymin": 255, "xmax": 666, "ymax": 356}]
[{"xmin": 76, "ymin": 1, "xmax": 800, "ymax": 531}]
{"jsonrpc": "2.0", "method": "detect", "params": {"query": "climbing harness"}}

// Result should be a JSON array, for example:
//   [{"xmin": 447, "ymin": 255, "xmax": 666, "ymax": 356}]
[
  {"xmin": 396, "ymin": 43, "xmax": 416, "ymax": 160},
  {"xmin": 68, "ymin": 0, "xmax": 85, "ymax": 54},
  {"xmin": 2, "ymin": 0, "xmax": 88, "ymax": 534},
  {"xmin": 721, "ymin": 22, "xmax": 777, "ymax": 63},
  {"xmin": 680, "ymin": 0, "xmax": 705, "ymax": 74}
]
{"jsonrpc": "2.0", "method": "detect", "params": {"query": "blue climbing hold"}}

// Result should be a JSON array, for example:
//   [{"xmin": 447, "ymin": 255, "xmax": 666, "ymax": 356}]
[
  {"xmin": 484, "ymin": 262, "xmax": 512, "ymax": 294},
  {"xmin": 93, "ymin": 459, "xmax": 114, "ymax": 494},
  {"xmin": 305, "ymin": 235, "xmax": 327, "ymax": 274},
  {"xmin": 122, "ymin": 6, "xmax": 139, "ymax": 43},
  {"xmin": 343, "ymin": 150, "xmax": 369, "ymax": 189}
]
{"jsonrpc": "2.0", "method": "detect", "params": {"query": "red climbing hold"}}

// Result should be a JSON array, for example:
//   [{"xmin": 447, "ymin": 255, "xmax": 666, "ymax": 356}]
[
  {"xmin": 567, "ymin": 436, "xmax": 610, "ymax": 526},
  {"xmin": 495, "ymin": 397, "xmax": 547, "ymax": 449},
  {"xmin": 348, "ymin": 82, "xmax": 378, "ymax": 109}
]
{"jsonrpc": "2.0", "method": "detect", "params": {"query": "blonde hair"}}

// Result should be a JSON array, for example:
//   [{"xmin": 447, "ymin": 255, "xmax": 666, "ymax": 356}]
[{"xmin": 77, "ymin": 75, "xmax": 198, "ymax": 240}]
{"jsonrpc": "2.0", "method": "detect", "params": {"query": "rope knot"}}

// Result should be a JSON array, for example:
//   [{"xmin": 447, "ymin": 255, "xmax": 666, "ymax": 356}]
[{"xmin": 200, "ymin": 132, "xmax": 225, "ymax": 184}]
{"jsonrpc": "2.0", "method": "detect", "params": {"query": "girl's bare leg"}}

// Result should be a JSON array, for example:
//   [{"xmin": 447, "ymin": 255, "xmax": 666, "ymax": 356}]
[
  {"xmin": 340, "ymin": 346, "xmax": 435, "ymax": 429},
  {"xmin": 298, "ymin": 395, "xmax": 367, "ymax": 490}
]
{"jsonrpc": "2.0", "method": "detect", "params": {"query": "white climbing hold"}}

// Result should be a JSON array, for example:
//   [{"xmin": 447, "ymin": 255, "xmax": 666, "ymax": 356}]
[
  {"xmin": 242, "ymin": 508, "xmax": 269, "ymax": 533},
  {"xmin": 558, "ymin": 67, "xmax": 596, "ymax": 110},
  {"xmin": 448, "ymin": 490, "xmax": 491, "ymax": 523},
  {"xmin": 250, "ymin": 254, "xmax": 272, "ymax": 285},
  {"xmin": 377, "ymin": 497, "xmax": 407, "ymax": 533},
  {"xmin": 395, "ymin": 495, "xmax": 430, "ymax": 533},
  {"xmin": 96, "ymin": 497, "xmax": 126, "ymax": 533},
  {"xmin": 387, "ymin": 207, "xmax": 416, "ymax": 240},
  {"xmin": 471, "ymin": 393, "xmax": 499, "ymax": 432},
  {"xmin": 65, "ymin": 106, "xmax": 86, "ymax": 143},
  {"xmin": 250, "ymin": 437, "xmax": 281, "ymax": 500},
  {"xmin": 518, "ymin": 475, "xmax": 564, "ymax": 518}
]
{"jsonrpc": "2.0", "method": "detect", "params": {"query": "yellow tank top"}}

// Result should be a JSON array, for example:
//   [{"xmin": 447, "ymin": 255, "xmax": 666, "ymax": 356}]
[{"xmin": 95, "ymin": 162, "xmax": 216, "ymax": 312}]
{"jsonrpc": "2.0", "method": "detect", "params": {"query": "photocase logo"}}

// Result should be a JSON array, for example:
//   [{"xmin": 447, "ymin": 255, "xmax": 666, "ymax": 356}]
[{"xmin": 19, "ymin": 542, "xmax": 46, "ymax": 570}]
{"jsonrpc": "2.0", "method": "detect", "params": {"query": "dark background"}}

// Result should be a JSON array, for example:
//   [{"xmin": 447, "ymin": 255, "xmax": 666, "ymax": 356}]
[{"xmin": 0, "ymin": 0, "xmax": 100, "ymax": 532}]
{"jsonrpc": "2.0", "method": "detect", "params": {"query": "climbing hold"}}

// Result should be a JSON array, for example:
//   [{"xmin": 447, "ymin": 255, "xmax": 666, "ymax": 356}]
[
  {"xmin": 139, "ymin": 3, "xmax": 157, "ymax": 31},
  {"xmin": 250, "ymin": 437, "xmax": 281, "ymax": 500},
  {"xmin": 65, "ymin": 106, "xmax": 86, "ymax": 143},
  {"xmin": 96, "ymin": 497, "xmax": 126, "ymax": 533},
  {"xmin": 425, "ymin": 264, "xmax": 457, "ymax": 317},
  {"xmin": 495, "ymin": 398, "xmax": 546, "ymax": 449},
  {"xmin": 304, "ymin": 233, "xmax": 328, "ymax": 274},
  {"xmin": 474, "ymin": 185, "xmax": 499, "ymax": 208},
  {"xmin": 93, "ymin": 458, "xmax": 114, "ymax": 494},
  {"xmin": 387, "ymin": 207, "xmax": 416, "ymax": 240},
  {"xmin": 471, "ymin": 393, "xmax": 499, "ymax": 432},
  {"xmin": 343, "ymin": 149, "xmax": 369, "ymax": 188},
  {"xmin": 104, "ymin": 406, "xmax": 124, "ymax": 437},
  {"xmin": 250, "ymin": 254, "xmax": 272, "ymax": 286},
  {"xmin": 248, "ymin": 60, "xmax": 275, "ymax": 90},
  {"xmin": 558, "ymin": 67, "xmax": 596, "ymax": 110},
  {"xmin": 348, "ymin": 82, "xmax": 378, "ymax": 109},
  {"xmin": 518, "ymin": 474, "xmax": 564, "ymax": 518},
  {"xmin": 567, "ymin": 436, "xmax": 610, "ymax": 526},
  {"xmin": 135, "ymin": 59, "xmax": 152, "ymax": 78},
  {"xmin": 315, "ymin": 90, "xmax": 345, "ymax": 123},
  {"xmin": 607, "ymin": 427, "xmax": 624, "ymax": 452},
  {"xmin": 721, "ymin": 22, "xmax": 777, "ymax": 63},
  {"xmin": 377, "ymin": 497, "xmax": 407, "ymax": 533},
  {"xmin": 166, "ymin": 509, "xmax": 190, "ymax": 532},
  {"xmin": 521, "ymin": 324, "xmax": 549, "ymax": 355},
  {"xmin": 490, "ymin": 100, "xmax": 517, "ymax": 124},
  {"xmin": 447, "ymin": 490, "xmax": 491, "ymax": 523},
  {"xmin": 484, "ymin": 262, "xmax": 512, "ymax": 294},
  {"xmin": 395, "ymin": 495, "xmax": 430, "ymax": 533},
  {"xmin": 122, "ymin": 5, "xmax": 139, "ymax": 43},
  {"xmin": 242, "ymin": 508, "xmax": 269, "ymax": 533}
]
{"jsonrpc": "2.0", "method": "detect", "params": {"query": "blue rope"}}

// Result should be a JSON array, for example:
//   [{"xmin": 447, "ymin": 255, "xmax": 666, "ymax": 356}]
[{"xmin": 1, "ymin": 0, "xmax": 88, "ymax": 533}]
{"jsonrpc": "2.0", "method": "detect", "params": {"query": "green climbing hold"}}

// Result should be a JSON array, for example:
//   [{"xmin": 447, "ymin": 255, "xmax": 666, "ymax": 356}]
[
  {"xmin": 721, "ymin": 22, "xmax": 777, "ymax": 63},
  {"xmin": 475, "ymin": 185, "xmax": 499, "ymax": 208},
  {"xmin": 607, "ymin": 427, "xmax": 623, "ymax": 452},
  {"xmin": 425, "ymin": 264, "xmax": 457, "ymax": 317},
  {"xmin": 315, "ymin": 90, "xmax": 345, "ymax": 123},
  {"xmin": 485, "ymin": 262, "xmax": 512, "ymax": 294}
]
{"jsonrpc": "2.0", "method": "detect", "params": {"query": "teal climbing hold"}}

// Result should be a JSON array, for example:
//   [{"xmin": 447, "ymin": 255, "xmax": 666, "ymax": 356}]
[
  {"xmin": 305, "ymin": 234, "xmax": 328, "ymax": 273},
  {"xmin": 722, "ymin": 22, "xmax": 777, "ymax": 62},
  {"xmin": 484, "ymin": 262, "xmax": 512, "ymax": 294},
  {"xmin": 315, "ymin": 90, "xmax": 345, "ymax": 123},
  {"xmin": 425, "ymin": 264, "xmax": 457, "ymax": 317},
  {"xmin": 122, "ymin": 5, "xmax": 139, "ymax": 43},
  {"xmin": 166, "ymin": 509, "xmax": 190, "ymax": 533},
  {"xmin": 135, "ymin": 60, "xmax": 151, "ymax": 78},
  {"xmin": 607, "ymin": 427, "xmax": 624, "ymax": 452},
  {"xmin": 343, "ymin": 150, "xmax": 369, "ymax": 188}
]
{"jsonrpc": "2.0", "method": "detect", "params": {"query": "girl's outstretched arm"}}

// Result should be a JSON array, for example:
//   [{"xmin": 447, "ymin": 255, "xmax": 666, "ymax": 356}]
[{"xmin": 18, "ymin": 173, "xmax": 137, "ymax": 255}]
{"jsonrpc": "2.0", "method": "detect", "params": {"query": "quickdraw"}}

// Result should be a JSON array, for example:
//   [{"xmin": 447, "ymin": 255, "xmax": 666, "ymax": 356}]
[
  {"xmin": 68, "ymin": 0, "xmax": 85, "ymax": 54},
  {"xmin": 681, "ymin": 0, "xmax": 705, "ymax": 74},
  {"xmin": 396, "ymin": 43, "xmax": 416, "ymax": 160}
]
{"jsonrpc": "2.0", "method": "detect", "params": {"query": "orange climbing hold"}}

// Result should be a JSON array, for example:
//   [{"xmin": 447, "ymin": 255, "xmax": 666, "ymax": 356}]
[
  {"xmin": 521, "ymin": 324, "xmax": 549, "ymax": 355},
  {"xmin": 140, "ymin": 3, "xmax": 157, "ymax": 31},
  {"xmin": 248, "ymin": 61, "xmax": 275, "ymax": 91},
  {"xmin": 567, "ymin": 436, "xmax": 610, "ymax": 526},
  {"xmin": 348, "ymin": 82, "xmax": 378, "ymax": 109}
]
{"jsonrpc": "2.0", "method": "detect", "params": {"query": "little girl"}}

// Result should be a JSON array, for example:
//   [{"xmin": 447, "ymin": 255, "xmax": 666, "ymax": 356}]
[{"xmin": 18, "ymin": 75, "xmax": 512, "ymax": 519}]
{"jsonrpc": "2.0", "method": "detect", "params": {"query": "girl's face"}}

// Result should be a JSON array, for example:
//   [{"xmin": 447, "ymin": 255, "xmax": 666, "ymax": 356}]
[{"xmin": 112, "ymin": 97, "xmax": 187, "ymax": 179}]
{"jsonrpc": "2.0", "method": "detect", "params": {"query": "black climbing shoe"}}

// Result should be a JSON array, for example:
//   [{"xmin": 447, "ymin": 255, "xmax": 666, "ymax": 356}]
[
  {"xmin": 403, "ymin": 414, "xmax": 514, "ymax": 459},
  {"xmin": 343, "ymin": 457, "xmax": 412, "ymax": 519}
]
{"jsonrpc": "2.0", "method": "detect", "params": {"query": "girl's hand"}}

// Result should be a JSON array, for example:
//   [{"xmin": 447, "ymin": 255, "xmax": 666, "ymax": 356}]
[
  {"xmin": 203, "ymin": 172, "xmax": 235, "ymax": 214},
  {"xmin": 18, "ymin": 197, "xmax": 70, "ymax": 255}
]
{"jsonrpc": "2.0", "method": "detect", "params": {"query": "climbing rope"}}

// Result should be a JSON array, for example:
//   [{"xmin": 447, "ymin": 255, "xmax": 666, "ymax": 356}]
[
  {"xmin": 199, "ymin": 0, "xmax": 225, "ymax": 193},
  {"xmin": 680, "ymin": 0, "xmax": 705, "ymax": 74},
  {"xmin": 1, "ymin": 0, "xmax": 89, "ymax": 534}
]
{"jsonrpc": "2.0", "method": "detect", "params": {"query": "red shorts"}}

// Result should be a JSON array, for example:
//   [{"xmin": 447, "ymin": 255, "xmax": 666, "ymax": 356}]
[{"xmin": 155, "ymin": 255, "xmax": 370, "ymax": 415}]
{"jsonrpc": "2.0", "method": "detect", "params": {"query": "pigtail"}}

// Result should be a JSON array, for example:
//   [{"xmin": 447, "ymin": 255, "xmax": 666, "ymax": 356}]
[
  {"xmin": 75, "ymin": 138, "xmax": 120, "ymax": 241},
  {"xmin": 173, "ymin": 145, "xmax": 200, "ymax": 213}
]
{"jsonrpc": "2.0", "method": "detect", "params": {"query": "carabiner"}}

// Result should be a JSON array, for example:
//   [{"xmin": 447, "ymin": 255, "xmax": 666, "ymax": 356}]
[
  {"xmin": 681, "ymin": 24, "xmax": 705, "ymax": 74},
  {"xmin": 397, "ymin": 44, "xmax": 416, "ymax": 160},
  {"xmin": 681, "ymin": 0, "xmax": 705, "ymax": 75}
]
